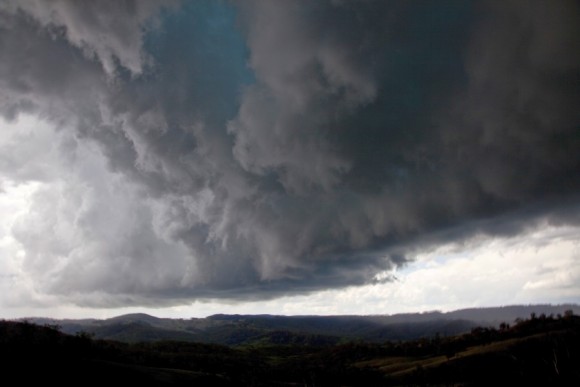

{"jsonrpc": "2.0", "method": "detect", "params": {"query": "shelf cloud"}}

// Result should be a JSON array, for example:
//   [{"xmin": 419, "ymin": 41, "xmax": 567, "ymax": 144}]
[{"xmin": 0, "ymin": 0, "xmax": 578, "ymax": 307}]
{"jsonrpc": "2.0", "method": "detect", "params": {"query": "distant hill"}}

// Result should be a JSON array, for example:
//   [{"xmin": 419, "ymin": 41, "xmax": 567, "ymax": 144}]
[
  {"xmin": 4, "ymin": 311, "xmax": 580, "ymax": 385},
  {"xmin": 21, "ymin": 304, "xmax": 579, "ymax": 346}
]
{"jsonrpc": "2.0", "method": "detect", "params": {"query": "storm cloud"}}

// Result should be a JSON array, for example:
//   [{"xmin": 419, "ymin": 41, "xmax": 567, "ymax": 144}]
[{"xmin": 0, "ymin": 0, "xmax": 578, "ymax": 306}]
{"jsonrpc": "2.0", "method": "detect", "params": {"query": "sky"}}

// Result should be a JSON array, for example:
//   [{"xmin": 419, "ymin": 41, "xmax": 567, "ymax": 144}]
[{"xmin": 0, "ymin": 0, "xmax": 579, "ymax": 319}]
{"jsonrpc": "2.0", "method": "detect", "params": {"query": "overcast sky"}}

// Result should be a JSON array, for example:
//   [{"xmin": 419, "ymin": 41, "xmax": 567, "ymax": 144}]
[{"xmin": 0, "ymin": 0, "xmax": 579, "ymax": 319}]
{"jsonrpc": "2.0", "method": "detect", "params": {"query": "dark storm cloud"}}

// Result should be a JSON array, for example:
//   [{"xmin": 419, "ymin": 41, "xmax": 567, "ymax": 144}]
[
  {"xmin": 1, "ymin": 0, "xmax": 579, "ymax": 306},
  {"xmin": 1, "ymin": 0, "xmax": 176, "ymax": 75}
]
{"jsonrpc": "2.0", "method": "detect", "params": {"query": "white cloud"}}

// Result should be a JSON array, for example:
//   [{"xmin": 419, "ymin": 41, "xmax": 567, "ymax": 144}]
[
  {"xmin": 0, "ymin": 114, "xmax": 193, "ymax": 310},
  {"xmin": 343, "ymin": 226, "xmax": 580, "ymax": 314}
]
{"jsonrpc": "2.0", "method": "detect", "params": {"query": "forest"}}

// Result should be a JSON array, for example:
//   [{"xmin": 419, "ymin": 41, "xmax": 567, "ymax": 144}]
[{"xmin": 2, "ymin": 311, "xmax": 579, "ymax": 385}]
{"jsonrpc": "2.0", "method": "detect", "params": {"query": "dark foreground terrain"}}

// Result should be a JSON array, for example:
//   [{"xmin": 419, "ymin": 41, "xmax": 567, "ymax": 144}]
[{"xmin": 2, "ymin": 312, "xmax": 579, "ymax": 385}]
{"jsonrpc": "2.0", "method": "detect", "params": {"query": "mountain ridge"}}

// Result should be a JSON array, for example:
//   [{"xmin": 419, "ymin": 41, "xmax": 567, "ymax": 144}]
[{"xmin": 18, "ymin": 304, "xmax": 579, "ymax": 345}]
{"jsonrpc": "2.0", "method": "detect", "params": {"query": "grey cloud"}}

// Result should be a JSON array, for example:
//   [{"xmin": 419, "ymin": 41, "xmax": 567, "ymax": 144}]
[
  {"xmin": 0, "ymin": 6, "xmax": 107, "ymax": 128},
  {"xmin": 0, "ymin": 0, "xmax": 175, "ymax": 75},
  {"xmin": 1, "ymin": 0, "xmax": 579, "ymax": 307},
  {"xmin": 437, "ymin": 0, "xmax": 580, "ymax": 209},
  {"xmin": 230, "ymin": 0, "xmax": 391, "ymax": 193},
  {"xmin": 230, "ymin": 0, "xmax": 580, "ymax": 284}
]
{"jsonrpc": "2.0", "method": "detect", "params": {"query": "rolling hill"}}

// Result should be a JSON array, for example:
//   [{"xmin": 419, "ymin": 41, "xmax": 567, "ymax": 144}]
[
  {"xmin": 24, "ymin": 304, "xmax": 579, "ymax": 345},
  {"xmin": 3, "ymin": 310, "xmax": 580, "ymax": 385}
]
